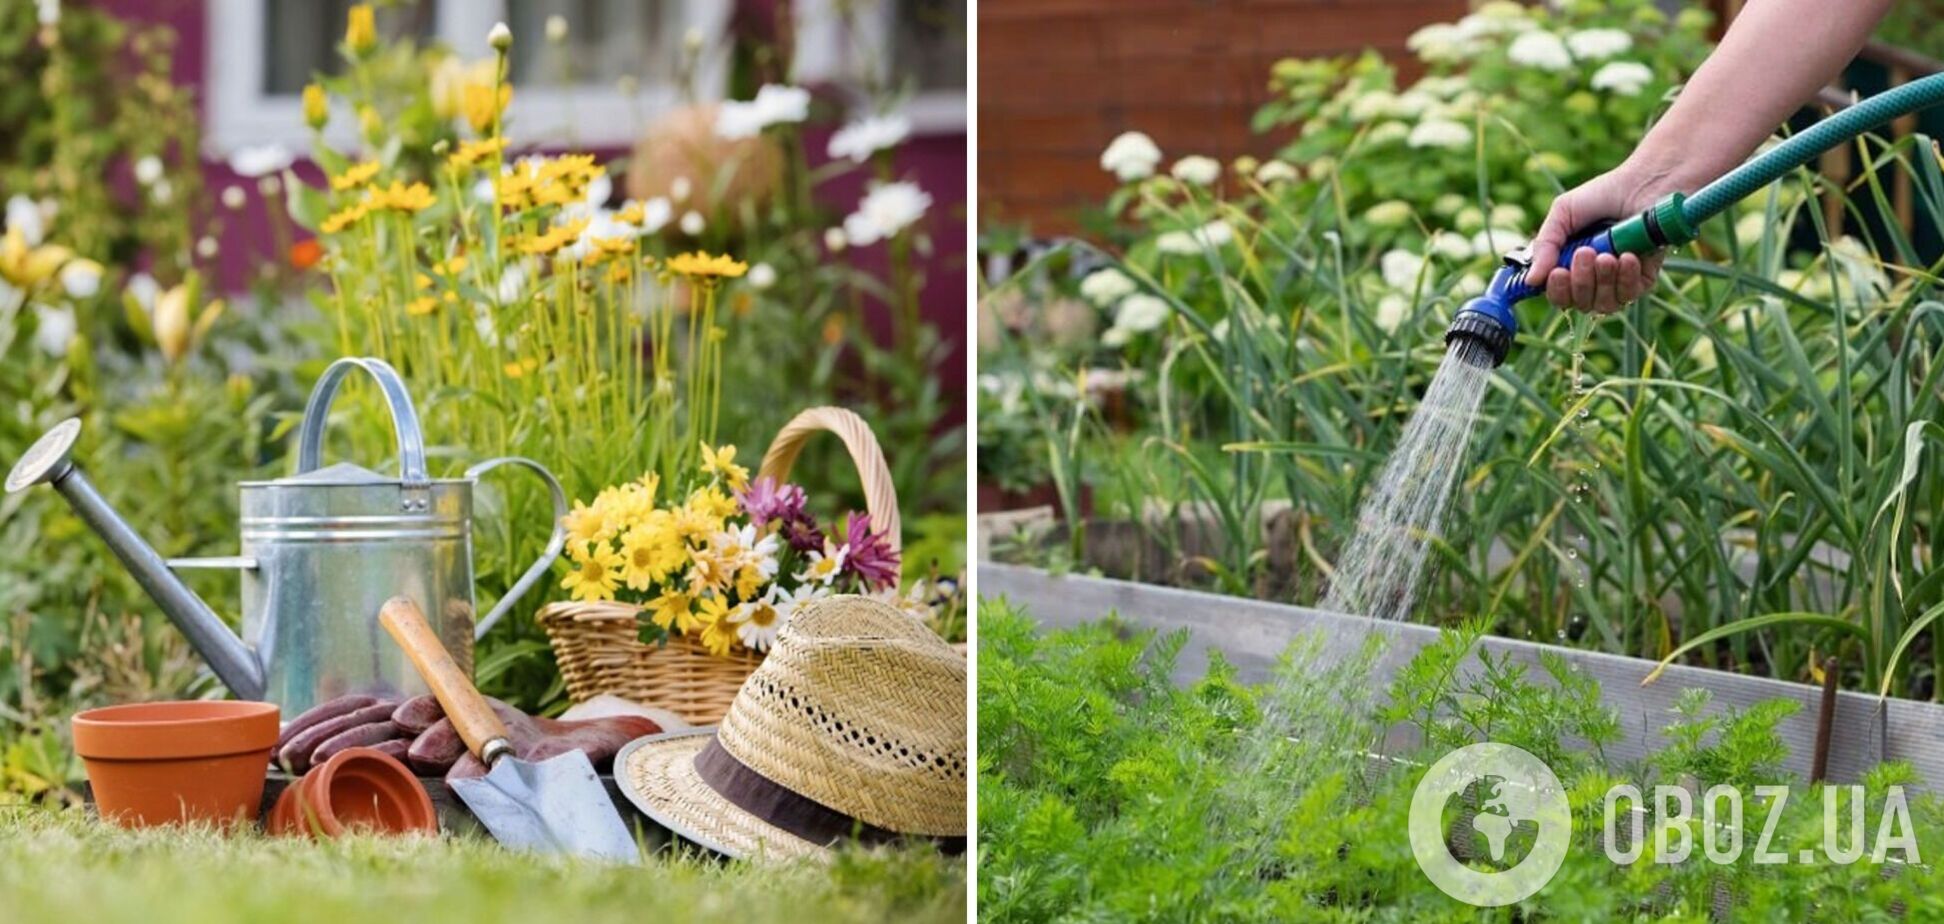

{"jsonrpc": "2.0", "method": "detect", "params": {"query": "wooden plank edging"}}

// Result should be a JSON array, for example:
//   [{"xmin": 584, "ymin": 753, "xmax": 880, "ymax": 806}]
[{"xmin": 980, "ymin": 563, "xmax": 1944, "ymax": 789}]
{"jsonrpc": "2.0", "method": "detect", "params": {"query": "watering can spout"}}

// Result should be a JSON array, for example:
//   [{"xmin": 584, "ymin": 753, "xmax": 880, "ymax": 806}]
[{"xmin": 5, "ymin": 419, "xmax": 264, "ymax": 700}]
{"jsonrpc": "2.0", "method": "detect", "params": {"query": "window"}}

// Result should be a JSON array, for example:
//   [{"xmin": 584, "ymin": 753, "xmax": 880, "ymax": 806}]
[
  {"xmin": 205, "ymin": 0, "xmax": 964, "ymax": 154},
  {"xmin": 207, "ymin": 0, "xmax": 728, "ymax": 152}
]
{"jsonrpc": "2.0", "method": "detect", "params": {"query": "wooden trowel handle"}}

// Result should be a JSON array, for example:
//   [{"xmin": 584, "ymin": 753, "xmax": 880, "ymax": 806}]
[{"xmin": 379, "ymin": 596, "xmax": 513, "ymax": 766}]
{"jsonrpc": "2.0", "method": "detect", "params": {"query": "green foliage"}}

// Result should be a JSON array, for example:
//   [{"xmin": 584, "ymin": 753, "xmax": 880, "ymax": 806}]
[
  {"xmin": 981, "ymin": 0, "xmax": 1944, "ymax": 699},
  {"xmin": 1254, "ymin": 0, "xmax": 1712, "ymax": 254},
  {"xmin": 979, "ymin": 604, "xmax": 1944, "ymax": 921}
]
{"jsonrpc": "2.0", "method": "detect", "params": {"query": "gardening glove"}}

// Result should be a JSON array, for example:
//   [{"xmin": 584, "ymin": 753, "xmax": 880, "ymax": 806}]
[
  {"xmin": 276, "ymin": 694, "xmax": 408, "ymax": 775},
  {"xmin": 400, "ymin": 695, "xmax": 661, "ymax": 782}
]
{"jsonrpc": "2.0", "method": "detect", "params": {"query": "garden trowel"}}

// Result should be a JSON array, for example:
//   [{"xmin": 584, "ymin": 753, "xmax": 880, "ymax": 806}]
[{"xmin": 379, "ymin": 597, "xmax": 638, "ymax": 861}]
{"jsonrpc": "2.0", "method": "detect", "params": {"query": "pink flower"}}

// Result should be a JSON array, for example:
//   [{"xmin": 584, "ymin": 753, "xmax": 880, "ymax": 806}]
[
  {"xmin": 839, "ymin": 512, "xmax": 899, "ymax": 590},
  {"xmin": 737, "ymin": 476, "xmax": 807, "ymax": 526}
]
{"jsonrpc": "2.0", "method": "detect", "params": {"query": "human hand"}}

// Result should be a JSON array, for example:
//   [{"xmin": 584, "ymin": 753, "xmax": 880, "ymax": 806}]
[{"xmin": 1525, "ymin": 167, "xmax": 1670, "ymax": 315}]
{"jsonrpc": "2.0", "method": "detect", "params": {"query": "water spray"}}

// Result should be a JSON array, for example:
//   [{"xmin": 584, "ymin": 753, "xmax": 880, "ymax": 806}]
[{"xmin": 1445, "ymin": 71, "xmax": 1944, "ymax": 369}]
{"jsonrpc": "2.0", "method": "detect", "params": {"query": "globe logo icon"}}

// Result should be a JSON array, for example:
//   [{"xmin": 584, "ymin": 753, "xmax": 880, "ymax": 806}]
[{"xmin": 1408, "ymin": 742, "xmax": 1571, "ymax": 907}]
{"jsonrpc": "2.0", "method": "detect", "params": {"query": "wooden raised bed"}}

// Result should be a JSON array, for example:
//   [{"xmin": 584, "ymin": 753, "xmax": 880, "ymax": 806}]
[{"xmin": 980, "ymin": 562, "xmax": 1944, "ymax": 788}]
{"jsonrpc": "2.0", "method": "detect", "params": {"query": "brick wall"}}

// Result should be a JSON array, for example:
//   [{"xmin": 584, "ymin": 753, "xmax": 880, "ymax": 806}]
[{"xmin": 979, "ymin": 0, "xmax": 1467, "ymax": 234}]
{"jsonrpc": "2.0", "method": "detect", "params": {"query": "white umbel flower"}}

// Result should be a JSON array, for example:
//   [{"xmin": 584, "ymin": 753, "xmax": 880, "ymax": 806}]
[
  {"xmin": 1079, "ymin": 267, "xmax": 1137, "ymax": 306},
  {"xmin": 1407, "ymin": 23, "xmax": 1471, "ymax": 63},
  {"xmin": 841, "ymin": 181, "xmax": 931, "ymax": 246},
  {"xmin": 1254, "ymin": 160, "xmax": 1298, "ymax": 184},
  {"xmin": 1407, "ymin": 119, "xmax": 1472, "ymax": 149},
  {"xmin": 1154, "ymin": 219, "xmax": 1233, "ymax": 255},
  {"xmin": 1100, "ymin": 131, "xmax": 1162, "ymax": 182},
  {"xmin": 1508, "ymin": 31, "xmax": 1572, "ymax": 72},
  {"xmin": 1590, "ymin": 61, "xmax": 1654, "ymax": 96},
  {"xmin": 1566, "ymin": 28, "xmax": 1632, "ymax": 61},
  {"xmin": 1170, "ymin": 155, "xmax": 1220, "ymax": 186},
  {"xmin": 714, "ymin": 84, "xmax": 811, "ymax": 139},
  {"xmin": 1380, "ymin": 249, "xmax": 1428, "ymax": 290},
  {"xmin": 1374, "ymin": 294, "xmax": 1410, "ymax": 334},
  {"xmin": 827, "ymin": 113, "xmax": 911, "ymax": 162},
  {"xmin": 1113, "ymin": 293, "xmax": 1169, "ymax": 333}
]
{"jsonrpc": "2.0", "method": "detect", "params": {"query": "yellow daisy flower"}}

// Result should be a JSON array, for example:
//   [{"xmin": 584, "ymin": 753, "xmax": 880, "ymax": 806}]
[
  {"xmin": 319, "ymin": 201, "xmax": 371, "ymax": 235},
  {"xmin": 647, "ymin": 589, "xmax": 699, "ymax": 635},
  {"xmin": 666, "ymin": 251, "xmax": 749, "ymax": 280},
  {"xmin": 370, "ymin": 181, "xmax": 436, "ymax": 213},
  {"xmin": 503, "ymin": 357, "xmax": 539, "ymax": 378},
  {"xmin": 517, "ymin": 219, "xmax": 588, "ymax": 256},
  {"xmin": 697, "ymin": 443, "xmax": 750, "ymax": 491},
  {"xmin": 561, "ymin": 499, "xmax": 612, "ymax": 546},
  {"xmin": 330, "ymin": 161, "xmax": 382, "ymax": 191},
  {"xmin": 448, "ymin": 137, "xmax": 505, "ymax": 169},
  {"xmin": 406, "ymin": 296, "xmax": 439, "ymax": 316},
  {"xmin": 694, "ymin": 595, "xmax": 741, "ymax": 656},
  {"xmin": 560, "ymin": 542, "xmax": 622, "ymax": 602}
]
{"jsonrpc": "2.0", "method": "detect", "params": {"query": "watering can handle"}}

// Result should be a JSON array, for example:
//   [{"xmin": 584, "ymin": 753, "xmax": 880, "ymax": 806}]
[
  {"xmin": 465, "ymin": 456, "xmax": 569, "ymax": 640},
  {"xmin": 294, "ymin": 357, "xmax": 430, "ymax": 487}
]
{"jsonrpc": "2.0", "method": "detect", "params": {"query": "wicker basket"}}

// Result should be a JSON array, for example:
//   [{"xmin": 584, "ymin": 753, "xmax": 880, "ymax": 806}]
[{"xmin": 539, "ymin": 407, "xmax": 902, "ymax": 726}]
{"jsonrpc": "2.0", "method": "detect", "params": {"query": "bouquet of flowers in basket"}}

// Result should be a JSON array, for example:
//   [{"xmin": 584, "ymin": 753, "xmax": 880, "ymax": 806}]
[{"xmin": 557, "ymin": 443, "xmax": 922, "ymax": 656}]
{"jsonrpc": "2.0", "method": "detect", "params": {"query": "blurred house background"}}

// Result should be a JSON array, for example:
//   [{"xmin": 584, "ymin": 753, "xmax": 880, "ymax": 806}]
[
  {"xmin": 978, "ymin": 0, "xmax": 1943, "ymax": 244},
  {"xmin": 96, "ymin": 0, "xmax": 969, "ymax": 417}
]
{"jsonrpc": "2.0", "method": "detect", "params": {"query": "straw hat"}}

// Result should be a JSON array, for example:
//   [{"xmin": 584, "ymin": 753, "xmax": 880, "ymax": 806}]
[{"xmin": 616, "ymin": 595, "xmax": 966, "ymax": 860}]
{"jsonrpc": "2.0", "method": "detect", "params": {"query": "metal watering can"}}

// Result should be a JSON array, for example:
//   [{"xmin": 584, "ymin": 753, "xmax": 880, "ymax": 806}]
[{"xmin": 5, "ymin": 357, "xmax": 568, "ymax": 716}]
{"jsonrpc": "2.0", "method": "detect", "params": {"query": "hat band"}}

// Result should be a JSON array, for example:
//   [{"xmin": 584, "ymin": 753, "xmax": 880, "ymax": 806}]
[{"xmin": 694, "ymin": 736, "xmax": 965, "ymax": 855}]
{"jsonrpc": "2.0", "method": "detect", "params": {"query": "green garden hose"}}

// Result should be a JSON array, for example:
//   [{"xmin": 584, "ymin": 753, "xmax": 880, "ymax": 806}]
[{"xmin": 1446, "ymin": 71, "xmax": 1944, "ymax": 368}]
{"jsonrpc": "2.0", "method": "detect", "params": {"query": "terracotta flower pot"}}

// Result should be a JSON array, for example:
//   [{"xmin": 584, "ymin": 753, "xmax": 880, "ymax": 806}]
[
  {"xmin": 269, "ymin": 746, "xmax": 436, "ymax": 838},
  {"xmin": 71, "ymin": 700, "xmax": 280, "ymax": 829}
]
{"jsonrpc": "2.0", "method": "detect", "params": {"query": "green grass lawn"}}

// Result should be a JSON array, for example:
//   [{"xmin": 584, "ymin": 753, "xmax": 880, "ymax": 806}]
[{"xmin": 0, "ymin": 808, "xmax": 965, "ymax": 923}]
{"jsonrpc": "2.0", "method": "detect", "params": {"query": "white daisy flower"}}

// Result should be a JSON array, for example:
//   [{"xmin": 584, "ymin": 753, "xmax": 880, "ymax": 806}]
[
  {"xmin": 679, "ymin": 210, "xmax": 705, "ymax": 236},
  {"xmin": 1099, "ymin": 131, "xmax": 1162, "ymax": 182},
  {"xmin": 841, "ymin": 181, "xmax": 931, "ymax": 246},
  {"xmin": 1079, "ymin": 267, "xmax": 1137, "ymax": 306},
  {"xmin": 732, "ymin": 599, "xmax": 785, "ymax": 652},
  {"xmin": 796, "ymin": 540, "xmax": 848, "ymax": 586},
  {"xmin": 827, "ymin": 113, "xmax": 911, "ymax": 162},
  {"xmin": 823, "ymin": 227, "xmax": 848, "ymax": 252},
  {"xmin": 714, "ymin": 84, "xmax": 811, "ymax": 139},
  {"xmin": 769, "ymin": 582, "xmax": 829, "ymax": 623},
  {"xmin": 1590, "ymin": 61, "xmax": 1655, "ymax": 96}
]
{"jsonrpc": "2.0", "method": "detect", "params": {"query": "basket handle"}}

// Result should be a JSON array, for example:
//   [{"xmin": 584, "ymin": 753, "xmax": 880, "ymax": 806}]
[{"xmin": 757, "ymin": 407, "xmax": 901, "ymax": 562}]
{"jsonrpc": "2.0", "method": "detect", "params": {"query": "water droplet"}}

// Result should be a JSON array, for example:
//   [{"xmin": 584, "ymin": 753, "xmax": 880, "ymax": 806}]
[
  {"xmin": 1574, "ymin": 578, "xmax": 1586, "ymax": 588},
  {"xmin": 1566, "ymin": 548, "xmax": 1578, "ymax": 560},
  {"xmin": 1578, "ymin": 407, "xmax": 1590, "ymax": 419},
  {"xmin": 1555, "ymin": 629, "xmax": 1568, "ymax": 641}
]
